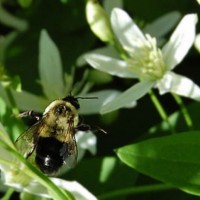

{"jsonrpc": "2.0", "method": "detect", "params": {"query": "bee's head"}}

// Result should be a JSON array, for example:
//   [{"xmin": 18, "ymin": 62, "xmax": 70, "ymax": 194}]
[
  {"xmin": 44, "ymin": 99, "xmax": 78, "ymax": 117},
  {"xmin": 62, "ymin": 95, "xmax": 80, "ymax": 110},
  {"xmin": 43, "ymin": 97, "xmax": 79, "ymax": 129},
  {"xmin": 43, "ymin": 95, "xmax": 97, "ymax": 127}
]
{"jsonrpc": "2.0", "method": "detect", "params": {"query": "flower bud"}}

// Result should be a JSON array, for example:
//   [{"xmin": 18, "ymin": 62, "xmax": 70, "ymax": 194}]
[{"xmin": 86, "ymin": 0, "xmax": 114, "ymax": 43}]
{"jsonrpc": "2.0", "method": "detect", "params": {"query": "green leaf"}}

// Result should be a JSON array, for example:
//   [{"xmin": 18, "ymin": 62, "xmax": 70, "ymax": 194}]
[
  {"xmin": 116, "ymin": 131, "xmax": 200, "ymax": 196},
  {"xmin": 17, "ymin": 0, "xmax": 32, "ymax": 8},
  {"xmin": 39, "ymin": 30, "xmax": 65, "ymax": 100}
]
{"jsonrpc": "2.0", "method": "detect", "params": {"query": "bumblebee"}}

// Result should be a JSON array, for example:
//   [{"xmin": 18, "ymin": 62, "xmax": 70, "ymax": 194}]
[{"xmin": 15, "ymin": 95, "xmax": 99, "ymax": 175}]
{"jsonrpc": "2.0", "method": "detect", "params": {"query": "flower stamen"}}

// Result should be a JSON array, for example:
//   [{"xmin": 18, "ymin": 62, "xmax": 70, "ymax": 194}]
[{"xmin": 125, "ymin": 34, "xmax": 166, "ymax": 81}]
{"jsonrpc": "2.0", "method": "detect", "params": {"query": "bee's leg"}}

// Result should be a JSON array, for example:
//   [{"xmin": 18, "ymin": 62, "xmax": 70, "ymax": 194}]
[
  {"xmin": 75, "ymin": 124, "xmax": 107, "ymax": 134},
  {"xmin": 75, "ymin": 124, "xmax": 91, "ymax": 132},
  {"xmin": 19, "ymin": 111, "xmax": 42, "ymax": 121}
]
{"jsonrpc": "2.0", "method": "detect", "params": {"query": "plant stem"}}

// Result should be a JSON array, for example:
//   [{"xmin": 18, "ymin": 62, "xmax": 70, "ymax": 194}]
[
  {"xmin": 149, "ymin": 90, "xmax": 175, "ymax": 134},
  {"xmin": 0, "ymin": 188, "xmax": 14, "ymax": 200},
  {"xmin": 172, "ymin": 94, "xmax": 193, "ymax": 130},
  {"xmin": 98, "ymin": 183, "xmax": 175, "ymax": 199}
]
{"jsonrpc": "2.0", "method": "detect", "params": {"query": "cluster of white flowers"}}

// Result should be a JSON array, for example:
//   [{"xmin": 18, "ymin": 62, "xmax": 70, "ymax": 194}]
[{"xmin": 85, "ymin": 3, "xmax": 200, "ymax": 114}]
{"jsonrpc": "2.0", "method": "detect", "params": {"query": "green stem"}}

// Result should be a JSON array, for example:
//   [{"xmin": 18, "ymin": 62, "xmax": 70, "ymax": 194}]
[
  {"xmin": 98, "ymin": 184, "xmax": 175, "ymax": 199},
  {"xmin": 0, "ymin": 188, "xmax": 14, "ymax": 200},
  {"xmin": 149, "ymin": 90, "xmax": 175, "ymax": 134},
  {"xmin": 172, "ymin": 94, "xmax": 193, "ymax": 130}
]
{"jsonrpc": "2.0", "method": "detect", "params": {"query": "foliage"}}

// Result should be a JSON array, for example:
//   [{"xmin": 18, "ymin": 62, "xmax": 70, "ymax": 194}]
[{"xmin": 0, "ymin": 0, "xmax": 200, "ymax": 200}]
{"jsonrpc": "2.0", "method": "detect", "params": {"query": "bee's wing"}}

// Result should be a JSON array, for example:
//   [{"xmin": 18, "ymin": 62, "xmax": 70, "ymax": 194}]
[
  {"xmin": 15, "ymin": 121, "xmax": 41, "ymax": 158},
  {"xmin": 64, "ymin": 122, "xmax": 78, "ymax": 168}
]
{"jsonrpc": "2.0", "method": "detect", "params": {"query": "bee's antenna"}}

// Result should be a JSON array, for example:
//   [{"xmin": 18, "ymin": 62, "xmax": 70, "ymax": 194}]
[
  {"xmin": 76, "ymin": 96, "xmax": 98, "ymax": 100},
  {"xmin": 68, "ymin": 90, "xmax": 73, "ymax": 97},
  {"xmin": 62, "ymin": 94, "xmax": 98, "ymax": 110}
]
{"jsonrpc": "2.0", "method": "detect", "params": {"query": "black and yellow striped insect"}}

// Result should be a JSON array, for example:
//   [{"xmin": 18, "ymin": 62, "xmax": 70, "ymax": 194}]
[{"xmin": 15, "ymin": 95, "xmax": 103, "ymax": 175}]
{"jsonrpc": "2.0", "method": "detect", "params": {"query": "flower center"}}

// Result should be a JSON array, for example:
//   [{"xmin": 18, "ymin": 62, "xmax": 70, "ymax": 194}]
[{"xmin": 125, "ymin": 34, "xmax": 166, "ymax": 81}]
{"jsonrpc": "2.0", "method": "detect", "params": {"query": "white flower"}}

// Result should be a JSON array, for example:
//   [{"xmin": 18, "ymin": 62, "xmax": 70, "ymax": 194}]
[{"xmin": 85, "ymin": 8, "xmax": 200, "ymax": 114}]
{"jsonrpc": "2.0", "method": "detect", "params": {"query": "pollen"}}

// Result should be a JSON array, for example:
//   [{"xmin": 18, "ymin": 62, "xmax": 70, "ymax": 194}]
[{"xmin": 126, "ymin": 34, "xmax": 166, "ymax": 81}]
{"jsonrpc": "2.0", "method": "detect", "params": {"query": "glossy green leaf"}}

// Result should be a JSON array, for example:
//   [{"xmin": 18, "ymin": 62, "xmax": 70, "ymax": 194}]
[
  {"xmin": 116, "ymin": 131, "xmax": 200, "ymax": 196},
  {"xmin": 39, "ymin": 30, "xmax": 65, "ymax": 100}
]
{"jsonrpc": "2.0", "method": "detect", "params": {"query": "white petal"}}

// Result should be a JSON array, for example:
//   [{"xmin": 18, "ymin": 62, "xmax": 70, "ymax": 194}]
[
  {"xmin": 11, "ymin": 90, "xmax": 48, "ymax": 112},
  {"xmin": 111, "ymin": 8, "xmax": 146, "ymax": 48},
  {"xmin": 76, "ymin": 131, "xmax": 97, "ymax": 158},
  {"xmin": 79, "ymin": 90, "xmax": 121, "ymax": 114},
  {"xmin": 144, "ymin": 11, "xmax": 181, "ymax": 39},
  {"xmin": 6, "ymin": 178, "xmax": 97, "ymax": 200},
  {"xmin": 86, "ymin": 0, "xmax": 113, "ymax": 43},
  {"xmin": 162, "ymin": 14, "xmax": 198, "ymax": 69},
  {"xmin": 101, "ymin": 80, "xmax": 155, "ymax": 114},
  {"xmin": 157, "ymin": 71, "xmax": 200, "ymax": 101},
  {"xmin": 76, "ymin": 46, "xmax": 119, "ymax": 67},
  {"xmin": 39, "ymin": 30, "xmax": 65, "ymax": 100},
  {"xmin": 85, "ymin": 53, "xmax": 138, "ymax": 78},
  {"xmin": 51, "ymin": 178, "xmax": 97, "ymax": 200}
]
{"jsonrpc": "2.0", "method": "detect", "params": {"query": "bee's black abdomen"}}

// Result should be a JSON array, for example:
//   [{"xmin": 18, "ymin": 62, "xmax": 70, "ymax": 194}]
[{"xmin": 35, "ymin": 137, "xmax": 68, "ymax": 175}]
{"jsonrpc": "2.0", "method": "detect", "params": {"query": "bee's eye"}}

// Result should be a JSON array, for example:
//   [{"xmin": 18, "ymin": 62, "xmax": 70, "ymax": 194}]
[
  {"xmin": 55, "ymin": 105, "xmax": 71, "ymax": 115},
  {"xmin": 56, "ymin": 105, "xmax": 65, "ymax": 114}
]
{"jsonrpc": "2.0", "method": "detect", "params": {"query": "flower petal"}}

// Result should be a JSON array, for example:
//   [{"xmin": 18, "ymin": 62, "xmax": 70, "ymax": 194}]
[
  {"xmin": 39, "ymin": 30, "xmax": 65, "ymax": 100},
  {"xmin": 85, "ymin": 53, "xmax": 138, "ymax": 78},
  {"xmin": 11, "ymin": 89, "xmax": 48, "ymax": 112},
  {"xmin": 79, "ymin": 90, "xmax": 121, "ymax": 114},
  {"xmin": 76, "ymin": 131, "xmax": 97, "ymax": 159},
  {"xmin": 144, "ymin": 11, "xmax": 181, "ymax": 39},
  {"xmin": 77, "ymin": 46, "xmax": 119, "ymax": 67},
  {"xmin": 101, "ymin": 80, "xmax": 155, "ymax": 114},
  {"xmin": 86, "ymin": 0, "xmax": 114, "ymax": 43},
  {"xmin": 111, "ymin": 8, "xmax": 146, "ymax": 48},
  {"xmin": 157, "ymin": 72, "xmax": 200, "ymax": 101},
  {"xmin": 6, "ymin": 178, "xmax": 97, "ymax": 200},
  {"xmin": 162, "ymin": 14, "xmax": 198, "ymax": 69},
  {"xmin": 51, "ymin": 178, "xmax": 97, "ymax": 200}
]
